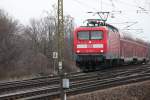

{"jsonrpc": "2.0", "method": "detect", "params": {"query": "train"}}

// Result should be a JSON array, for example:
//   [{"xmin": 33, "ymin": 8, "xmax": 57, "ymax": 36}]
[{"xmin": 73, "ymin": 19, "xmax": 150, "ymax": 71}]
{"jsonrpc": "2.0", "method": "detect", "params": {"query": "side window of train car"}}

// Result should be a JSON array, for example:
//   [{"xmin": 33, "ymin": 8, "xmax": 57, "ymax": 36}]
[
  {"xmin": 77, "ymin": 31, "xmax": 90, "ymax": 40},
  {"xmin": 91, "ymin": 31, "xmax": 103, "ymax": 40}
]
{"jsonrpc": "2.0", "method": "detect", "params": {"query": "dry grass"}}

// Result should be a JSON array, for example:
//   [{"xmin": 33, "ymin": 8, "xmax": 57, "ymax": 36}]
[{"xmin": 68, "ymin": 80, "xmax": 150, "ymax": 100}]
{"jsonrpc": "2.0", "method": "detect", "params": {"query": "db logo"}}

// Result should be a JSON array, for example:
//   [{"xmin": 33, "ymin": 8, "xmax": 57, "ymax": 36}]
[{"xmin": 87, "ymin": 44, "xmax": 93, "ymax": 48}]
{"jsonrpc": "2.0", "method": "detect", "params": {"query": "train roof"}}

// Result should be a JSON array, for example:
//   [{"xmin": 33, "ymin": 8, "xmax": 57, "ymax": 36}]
[
  {"xmin": 119, "ymin": 30, "xmax": 149, "ymax": 46},
  {"xmin": 76, "ymin": 26, "xmax": 107, "ymax": 31},
  {"xmin": 105, "ymin": 23, "xmax": 119, "ymax": 32},
  {"xmin": 105, "ymin": 24, "xmax": 148, "ymax": 45}
]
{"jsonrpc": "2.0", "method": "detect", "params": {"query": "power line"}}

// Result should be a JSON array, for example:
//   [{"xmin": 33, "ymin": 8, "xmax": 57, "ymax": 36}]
[
  {"xmin": 116, "ymin": 0, "xmax": 149, "ymax": 13},
  {"xmin": 72, "ymin": 0, "xmax": 114, "ymax": 11},
  {"xmin": 122, "ymin": 21, "xmax": 138, "ymax": 29},
  {"xmin": 122, "ymin": 29, "xmax": 143, "ymax": 31},
  {"xmin": 73, "ymin": 0, "xmax": 122, "ymax": 18},
  {"xmin": 72, "ymin": 0, "xmax": 97, "ymax": 11},
  {"xmin": 116, "ymin": 0, "xmax": 140, "ymax": 8},
  {"xmin": 110, "ymin": 21, "xmax": 138, "ymax": 24}
]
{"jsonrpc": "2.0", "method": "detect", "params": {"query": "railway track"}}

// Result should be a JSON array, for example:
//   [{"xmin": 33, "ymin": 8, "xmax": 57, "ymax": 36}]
[
  {"xmin": 0, "ymin": 64, "xmax": 150, "ymax": 100},
  {"xmin": 0, "ymin": 72, "xmax": 84, "ymax": 95}
]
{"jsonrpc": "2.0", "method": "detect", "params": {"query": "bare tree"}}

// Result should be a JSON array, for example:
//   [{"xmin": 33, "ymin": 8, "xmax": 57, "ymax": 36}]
[
  {"xmin": 0, "ymin": 7, "xmax": 76, "ymax": 80},
  {"xmin": 0, "ymin": 9, "xmax": 20, "ymax": 66},
  {"xmin": 0, "ymin": 9, "xmax": 28, "ymax": 78}
]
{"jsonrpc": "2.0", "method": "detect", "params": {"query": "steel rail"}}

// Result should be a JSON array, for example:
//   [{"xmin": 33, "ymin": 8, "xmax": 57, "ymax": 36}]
[
  {"xmin": 0, "ymin": 72, "xmax": 85, "ymax": 95},
  {"xmin": 22, "ymin": 71, "xmax": 150, "ymax": 100},
  {"xmin": 0, "ymin": 64, "xmax": 150, "ymax": 100}
]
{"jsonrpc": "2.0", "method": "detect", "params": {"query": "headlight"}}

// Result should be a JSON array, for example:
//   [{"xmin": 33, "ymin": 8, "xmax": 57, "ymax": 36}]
[
  {"xmin": 100, "ymin": 50, "xmax": 104, "ymax": 53},
  {"xmin": 77, "ymin": 50, "xmax": 80, "ymax": 53}
]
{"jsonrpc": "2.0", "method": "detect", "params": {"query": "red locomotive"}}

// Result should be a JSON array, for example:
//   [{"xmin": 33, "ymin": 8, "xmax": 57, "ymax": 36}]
[{"xmin": 73, "ymin": 19, "xmax": 149, "ymax": 71}]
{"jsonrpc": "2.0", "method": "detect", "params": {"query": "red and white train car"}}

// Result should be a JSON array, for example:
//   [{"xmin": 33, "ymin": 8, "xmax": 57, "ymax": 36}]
[
  {"xmin": 106, "ymin": 27, "xmax": 149, "ymax": 64},
  {"xmin": 73, "ymin": 20, "xmax": 149, "ymax": 70}
]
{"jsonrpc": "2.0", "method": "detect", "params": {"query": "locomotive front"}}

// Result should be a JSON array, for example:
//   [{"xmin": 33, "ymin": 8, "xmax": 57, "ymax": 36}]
[{"xmin": 74, "ymin": 26, "xmax": 108, "ymax": 68}]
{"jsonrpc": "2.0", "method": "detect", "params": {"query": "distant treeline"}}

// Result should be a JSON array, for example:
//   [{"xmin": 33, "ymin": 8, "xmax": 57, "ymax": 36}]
[{"xmin": 0, "ymin": 7, "xmax": 77, "ymax": 80}]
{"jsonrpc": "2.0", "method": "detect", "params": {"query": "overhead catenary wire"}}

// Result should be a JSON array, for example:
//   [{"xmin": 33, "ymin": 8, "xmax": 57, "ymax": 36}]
[
  {"xmin": 72, "ymin": 0, "xmax": 97, "ymax": 11},
  {"xmin": 72, "ymin": 0, "xmax": 120, "ymax": 17},
  {"xmin": 72, "ymin": 0, "xmax": 139, "ymax": 14},
  {"xmin": 122, "ymin": 21, "xmax": 138, "ymax": 30},
  {"xmin": 116, "ymin": 0, "xmax": 141, "ymax": 8},
  {"xmin": 72, "ymin": 0, "xmax": 114, "ymax": 12},
  {"xmin": 116, "ymin": 0, "xmax": 149, "ymax": 12},
  {"xmin": 70, "ymin": 0, "xmax": 121, "ymax": 15},
  {"xmin": 66, "ymin": 0, "xmax": 148, "ymax": 28}
]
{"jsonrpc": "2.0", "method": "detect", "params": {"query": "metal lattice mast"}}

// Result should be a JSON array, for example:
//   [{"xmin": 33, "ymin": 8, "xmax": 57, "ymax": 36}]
[
  {"xmin": 58, "ymin": 0, "xmax": 65, "ymax": 100},
  {"xmin": 58, "ymin": 0, "xmax": 64, "ymax": 69}
]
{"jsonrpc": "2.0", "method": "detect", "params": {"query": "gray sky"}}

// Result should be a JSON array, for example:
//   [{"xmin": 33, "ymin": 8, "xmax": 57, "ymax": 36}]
[{"xmin": 0, "ymin": 0, "xmax": 150, "ymax": 40}]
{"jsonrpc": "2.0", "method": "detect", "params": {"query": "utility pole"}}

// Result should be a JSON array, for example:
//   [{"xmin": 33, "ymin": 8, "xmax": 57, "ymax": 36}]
[
  {"xmin": 57, "ymin": 0, "xmax": 66, "ymax": 100},
  {"xmin": 58, "ymin": 0, "xmax": 64, "ymax": 61}
]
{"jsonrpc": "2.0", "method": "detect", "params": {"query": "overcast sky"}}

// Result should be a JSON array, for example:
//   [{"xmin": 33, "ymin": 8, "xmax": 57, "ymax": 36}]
[{"xmin": 0, "ymin": 0, "xmax": 150, "ymax": 40}]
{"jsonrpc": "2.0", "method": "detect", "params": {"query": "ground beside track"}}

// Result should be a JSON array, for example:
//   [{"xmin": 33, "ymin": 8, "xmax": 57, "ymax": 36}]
[{"xmin": 66, "ymin": 80, "xmax": 150, "ymax": 100}]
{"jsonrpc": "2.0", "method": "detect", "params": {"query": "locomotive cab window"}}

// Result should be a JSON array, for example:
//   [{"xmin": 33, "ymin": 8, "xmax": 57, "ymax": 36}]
[
  {"xmin": 91, "ymin": 31, "xmax": 103, "ymax": 40},
  {"xmin": 77, "ymin": 31, "xmax": 89, "ymax": 40}
]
